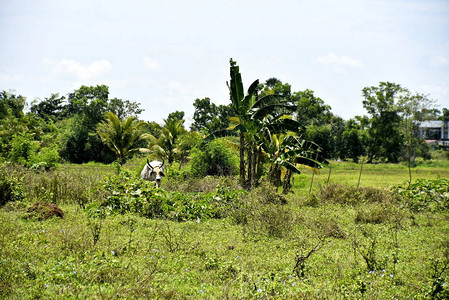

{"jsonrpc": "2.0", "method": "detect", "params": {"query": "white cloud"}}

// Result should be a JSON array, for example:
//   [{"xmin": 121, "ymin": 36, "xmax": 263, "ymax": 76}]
[
  {"xmin": 317, "ymin": 53, "xmax": 363, "ymax": 68},
  {"xmin": 44, "ymin": 59, "xmax": 112, "ymax": 81},
  {"xmin": 143, "ymin": 57, "xmax": 161, "ymax": 71}
]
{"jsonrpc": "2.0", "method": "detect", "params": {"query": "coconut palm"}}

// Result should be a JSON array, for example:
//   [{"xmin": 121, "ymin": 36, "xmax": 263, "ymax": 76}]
[
  {"xmin": 147, "ymin": 117, "xmax": 186, "ymax": 164},
  {"xmin": 97, "ymin": 112, "xmax": 149, "ymax": 165}
]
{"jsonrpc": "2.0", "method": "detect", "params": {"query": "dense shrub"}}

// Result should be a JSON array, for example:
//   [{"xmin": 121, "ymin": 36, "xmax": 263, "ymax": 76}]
[
  {"xmin": 9, "ymin": 133, "xmax": 38, "ymax": 165},
  {"xmin": 310, "ymin": 184, "xmax": 392, "ymax": 206},
  {"xmin": 8, "ymin": 133, "xmax": 60, "ymax": 170},
  {"xmin": 0, "ymin": 165, "xmax": 25, "ymax": 206},
  {"xmin": 92, "ymin": 173, "xmax": 244, "ymax": 221},
  {"xmin": 29, "ymin": 146, "xmax": 61, "ymax": 170},
  {"xmin": 236, "ymin": 183, "xmax": 294, "ymax": 238},
  {"xmin": 393, "ymin": 178, "xmax": 449, "ymax": 212},
  {"xmin": 355, "ymin": 203, "xmax": 398, "ymax": 224},
  {"xmin": 190, "ymin": 138, "xmax": 239, "ymax": 177}
]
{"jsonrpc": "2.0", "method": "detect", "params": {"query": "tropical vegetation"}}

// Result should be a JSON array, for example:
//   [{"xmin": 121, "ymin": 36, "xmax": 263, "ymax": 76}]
[{"xmin": 1, "ymin": 58, "xmax": 449, "ymax": 298}]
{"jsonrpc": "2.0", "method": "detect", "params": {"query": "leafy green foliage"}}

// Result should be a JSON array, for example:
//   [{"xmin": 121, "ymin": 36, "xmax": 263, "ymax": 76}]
[
  {"xmin": 362, "ymin": 82, "xmax": 406, "ymax": 163},
  {"xmin": 147, "ymin": 117, "xmax": 186, "ymax": 164},
  {"xmin": 0, "ymin": 90, "xmax": 26, "ymax": 119},
  {"xmin": 30, "ymin": 93, "xmax": 66, "ymax": 121},
  {"xmin": 0, "ymin": 165, "xmax": 25, "ymax": 206},
  {"xmin": 190, "ymin": 97, "xmax": 232, "ymax": 133},
  {"xmin": 341, "ymin": 118, "xmax": 367, "ymax": 162},
  {"xmin": 190, "ymin": 138, "xmax": 239, "ymax": 177},
  {"xmin": 9, "ymin": 133, "xmax": 38, "ymax": 164},
  {"xmin": 394, "ymin": 178, "xmax": 449, "ymax": 212},
  {"xmin": 108, "ymin": 97, "xmax": 144, "ymax": 119},
  {"xmin": 294, "ymin": 89, "xmax": 333, "ymax": 129},
  {"xmin": 94, "ymin": 172, "xmax": 243, "ymax": 221},
  {"xmin": 8, "ymin": 133, "xmax": 60, "ymax": 169},
  {"xmin": 206, "ymin": 59, "xmax": 314, "ymax": 189},
  {"xmin": 97, "ymin": 112, "xmax": 149, "ymax": 164},
  {"xmin": 29, "ymin": 146, "xmax": 61, "ymax": 170}
]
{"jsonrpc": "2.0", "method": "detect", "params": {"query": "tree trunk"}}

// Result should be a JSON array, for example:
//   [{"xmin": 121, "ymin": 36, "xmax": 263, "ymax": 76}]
[
  {"xmin": 256, "ymin": 147, "xmax": 264, "ymax": 182},
  {"xmin": 269, "ymin": 164, "xmax": 282, "ymax": 187},
  {"xmin": 251, "ymin": 144, "xmax": 257, "ymax": 188},
  {"xmin": 282, "ymin": 169, "xmax": 293, "ymax": 194},
  {"xmin": 239, "ymin": 132, "xmax": 246, "ymax": 187},
  {"xmin": 247, "ymin": 145, "xmax": 253, "ymax": 189}
]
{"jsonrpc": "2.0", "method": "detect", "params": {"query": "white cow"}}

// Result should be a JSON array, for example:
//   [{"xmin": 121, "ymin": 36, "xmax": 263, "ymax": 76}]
[{"xmin": 140, "ymin": 159, "xmax": 165, "ymax": 187}]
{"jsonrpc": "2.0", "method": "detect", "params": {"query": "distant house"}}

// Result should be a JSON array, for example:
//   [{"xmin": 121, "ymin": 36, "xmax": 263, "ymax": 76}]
[{"xmin": 418, "ymin": 120, "xmax": 449, "ymax": 148}]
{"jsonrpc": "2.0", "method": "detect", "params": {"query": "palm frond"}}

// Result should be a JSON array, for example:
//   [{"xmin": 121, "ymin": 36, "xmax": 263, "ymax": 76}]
[
  {"xmin": 203, "ymin": 128, "xmax": 238, "ymax": 143},
  {"xmin": 264, "ymin": 119, "xmax": 301, "ymax": 134},
  {"xmin": 242, "ymin": 79, "xmax": 259, "ymax": 113},
  {"xmin": 252, "ymin": 105, "xmax": 297, "ymax": 121},
  {"xmin": 252, "ymin": 94, "xmax": 284, "ymax": 109},
  {"xmin": 278, "ymin": 160, "xmax": 302, "ymax": 175}
]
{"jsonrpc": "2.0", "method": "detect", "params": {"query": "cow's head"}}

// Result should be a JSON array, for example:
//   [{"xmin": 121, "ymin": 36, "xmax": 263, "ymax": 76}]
[{"xmin": 146, "ymin": 159, "xmax": 165, "ymax": 187}]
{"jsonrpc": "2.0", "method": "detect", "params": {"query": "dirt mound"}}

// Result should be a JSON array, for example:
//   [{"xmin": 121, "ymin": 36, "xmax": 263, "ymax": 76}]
[{"xmin": 26, "ymin": 201, "xmax": 64, "ymax": 220}]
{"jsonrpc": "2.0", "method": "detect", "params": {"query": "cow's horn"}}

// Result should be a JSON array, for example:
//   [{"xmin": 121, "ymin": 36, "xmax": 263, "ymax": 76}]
[{"xmin": 161, "ymin": 159, "xmax": 165, "ymax": 167}]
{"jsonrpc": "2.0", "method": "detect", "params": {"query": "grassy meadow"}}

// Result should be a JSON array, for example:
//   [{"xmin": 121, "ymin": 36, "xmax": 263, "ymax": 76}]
[{"xmin": 1, "ymin": 158, "xmax": 449, "ymax": 299}]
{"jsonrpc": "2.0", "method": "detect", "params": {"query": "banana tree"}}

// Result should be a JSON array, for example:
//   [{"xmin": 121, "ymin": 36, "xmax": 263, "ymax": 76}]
[
  {"xmin": 258, "ymin": 133, "xmax": 329, "ymax": 193},
  {"xmin": 205, "ymin": 59, "xmax": 297, "ymax": 188}
]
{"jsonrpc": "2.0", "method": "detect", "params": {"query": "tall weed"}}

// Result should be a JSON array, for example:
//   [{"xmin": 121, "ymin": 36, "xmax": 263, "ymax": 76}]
[
  {"xmin": 393, "ymin": 178, "xmax": 449, "ymax": 212},
  {"xmin": 240, "ymin": 183, "xmax": 294, "ymax": 238},
  {"xmin": 311, "ymin": 184, "xmax": 393, "ymax": 206}
]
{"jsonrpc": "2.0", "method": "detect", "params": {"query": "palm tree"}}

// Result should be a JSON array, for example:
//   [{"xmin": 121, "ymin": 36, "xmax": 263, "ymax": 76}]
[
  {"xmin": 97, "ymin": 112, "xmax": 149, "ymax": 165},
  {"xmin": 147, "ymin": 117, "xmax": 186, "ymax": 164}
]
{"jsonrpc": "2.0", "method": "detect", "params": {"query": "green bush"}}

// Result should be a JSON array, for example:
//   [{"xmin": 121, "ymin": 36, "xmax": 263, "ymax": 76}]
[
  {"xmin": 0, "ymin": 165, "xmax": 25, "ymax": 206},
  {"xmin": 393, "ymin": 178, "xmax": 449, "ymax": 212},
  {"xmin": 237, "ymin": 183, "xmax": 294, "ymax": 238},
  {"xmin": 93, "ymin": 173, "xmax": 244, "ymax": 221},
  {"xmin": 29, "ymin": 146, "xmax": 61, "ymax": 170},
  {"xmin": 8, "ymin": 133, "xmax": 60, "ymax": 170},
  {"xmin": 9, "ymin": 133, "xmax": 38, "ymax": 165},
  {"xmin": 190, "ymin": 139, "xmax": 239, "ymax": 177}
]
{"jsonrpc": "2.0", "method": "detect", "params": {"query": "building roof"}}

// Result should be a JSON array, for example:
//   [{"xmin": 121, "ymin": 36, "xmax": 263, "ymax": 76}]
[{"xmin": 419, "ymin": 120, "xmax": 445, "ymax": 128}]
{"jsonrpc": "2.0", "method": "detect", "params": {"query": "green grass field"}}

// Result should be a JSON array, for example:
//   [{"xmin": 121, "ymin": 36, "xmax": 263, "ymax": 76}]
[
  {"xmin": 295, "ymin": 159, "xmax": 449, "ymax": 192},
  {"xmin": 1, "ymin": 160, "xmax": 448, "ymax": 299}
]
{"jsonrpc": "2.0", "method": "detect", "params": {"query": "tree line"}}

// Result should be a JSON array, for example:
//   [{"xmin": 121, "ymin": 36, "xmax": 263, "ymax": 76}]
[{"xmin": 1, "ymin": 59, "xmax": 448, "ymax": 190}]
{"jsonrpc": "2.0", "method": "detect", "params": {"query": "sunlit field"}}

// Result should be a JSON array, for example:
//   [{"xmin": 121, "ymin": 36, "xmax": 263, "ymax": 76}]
[
  {"xmin": 296, "ymin": 159, "xmax": 449, "ymax": 192},
  {"xmin": 1, "ymin": 159, "xmax": 448, "ymax": 299}
]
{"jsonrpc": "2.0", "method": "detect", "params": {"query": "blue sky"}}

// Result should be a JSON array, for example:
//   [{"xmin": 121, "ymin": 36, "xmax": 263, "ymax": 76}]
[{"xmin": 1, "ymin": 0, "xmax": 448, "ymax": 125}]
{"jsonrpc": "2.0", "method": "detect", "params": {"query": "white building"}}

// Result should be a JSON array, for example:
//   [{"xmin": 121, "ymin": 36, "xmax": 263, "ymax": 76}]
[{"xmin": 418, "ymin": 120, "xmax": 449, "ymax": 148}]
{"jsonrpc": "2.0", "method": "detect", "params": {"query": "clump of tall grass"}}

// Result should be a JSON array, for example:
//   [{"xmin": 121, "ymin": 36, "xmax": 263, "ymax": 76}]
[
  {"xmin": 4, "ymin": 163, "xmax": 111, "ymax": 209},
  {"xmin": 314, "ymin": 217, "xmax": 347, "ymax": 239},
  {"xmin": 237, "ymin": 182, "xmax": 295, "ymax": 238},
  {"xmin": 308, "ymin": 184, "xmax": 393, "ymax": 206},
  {"xmin": 355, "ymin": 203, "xmax": 403, "ymax": 225}
]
